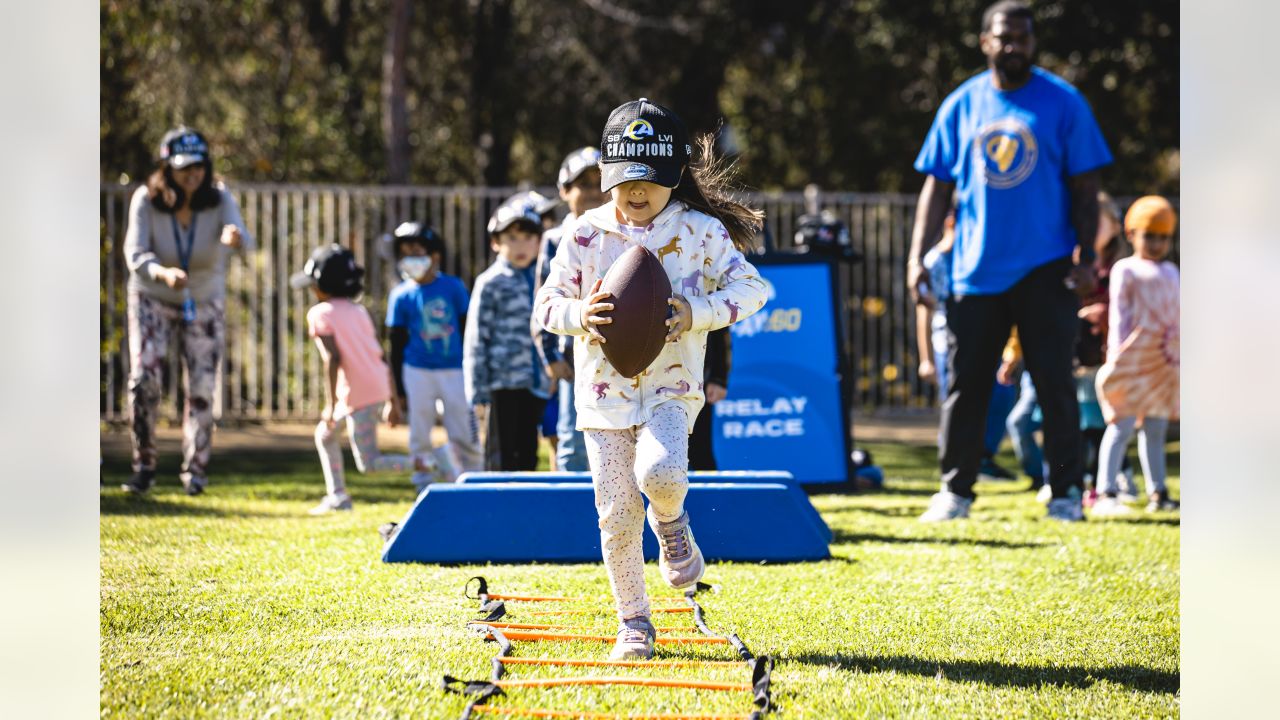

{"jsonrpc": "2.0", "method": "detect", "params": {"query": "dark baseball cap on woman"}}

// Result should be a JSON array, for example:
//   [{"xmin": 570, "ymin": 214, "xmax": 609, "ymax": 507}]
[
  {"xmin": 599, "ymin": 98, "xmax": 691, "ymax": 192},
  {"xmin": 159, "ymin": 127, "xmax": 210, "ymax": 169}
]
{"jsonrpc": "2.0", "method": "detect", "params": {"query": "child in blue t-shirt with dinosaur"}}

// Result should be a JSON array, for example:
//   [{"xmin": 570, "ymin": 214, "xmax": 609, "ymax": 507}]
[{"xmin": 386, "ymin": 222, "xmax": 483, "ymax": 491}]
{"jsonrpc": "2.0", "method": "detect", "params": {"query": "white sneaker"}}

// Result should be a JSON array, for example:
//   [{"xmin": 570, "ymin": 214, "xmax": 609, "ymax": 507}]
[
  {"xmin": 309, "ymin": 493, "xmax": 353, "ymax": 515},
  {"xmin": 920, "ymin": 491, "xmax": 972, "ymax": 522},
  {"xmin": 1035, "ymin": 484, "xmax": 1053, "ymax": 504},
  {"xmin": 412, "ymin": 454, "xmax": 443, "ymax": 494},
  {"xmin": 1091, "ymin": 495, "xmax": 1133, "ymax": 517},
  {"xmin": 609, "ymin": 616, "xmax": 655, "ymax": 660},
  {"xmin": 1116, "ymin": 492, "xmax": 1140, "ymax": 504}
]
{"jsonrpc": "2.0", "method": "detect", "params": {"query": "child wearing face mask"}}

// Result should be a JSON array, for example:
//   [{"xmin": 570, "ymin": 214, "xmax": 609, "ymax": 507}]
[
  {"xmin": 386, "ymin": 222, "xmax": 482, "ymax": 491},
  {"xmin": 1091, "ymin": 197, "xmax": 1180, "ymax": 516}
]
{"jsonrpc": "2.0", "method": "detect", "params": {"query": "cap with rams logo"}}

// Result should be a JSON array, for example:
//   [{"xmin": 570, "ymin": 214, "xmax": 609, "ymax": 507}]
[
  {"xmin": 159, "ymin": 126, "xmax": 210, "ymax": 169},
  {"xmin": 599, "ymin": 98, "xmax": 691, "ymax": 192}
]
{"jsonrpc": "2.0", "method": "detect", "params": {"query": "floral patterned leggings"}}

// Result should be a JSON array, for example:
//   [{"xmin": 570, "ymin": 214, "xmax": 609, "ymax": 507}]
[
  {"xmin": 128, "ymin": 292, "xmax": 223, "ymax": 483},
  {"xmin": 584, "ymin": 402, "xmax": 690, "ymax": 622},
  {"xmin": 315, "ymin": 402, "xmax": 413, "ymax": 496}
]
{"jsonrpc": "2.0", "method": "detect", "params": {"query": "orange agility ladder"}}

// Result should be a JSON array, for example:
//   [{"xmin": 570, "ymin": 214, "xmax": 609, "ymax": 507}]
[
  {"xmin": 468, "ymin": 707, "xmax": 756, "ymax": 720},
  {"xmin": 446, "ymin": 578, "xmax": 774, "ymax": 720}
]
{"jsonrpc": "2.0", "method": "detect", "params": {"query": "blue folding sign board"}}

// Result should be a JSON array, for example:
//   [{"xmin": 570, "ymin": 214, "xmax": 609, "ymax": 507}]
[{"xmin": 713, "ymin": 259, "xmax": 851, "ymax": 484}]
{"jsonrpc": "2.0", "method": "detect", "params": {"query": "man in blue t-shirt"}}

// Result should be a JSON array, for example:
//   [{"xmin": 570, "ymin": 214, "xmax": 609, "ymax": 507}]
[
  {"xmin": 386, "ymin": 222, "xmax": 483, "ymax": 490},
  {"xmin": 907, "ymin": 1, "xmax": 1112, "ymax": 522}
]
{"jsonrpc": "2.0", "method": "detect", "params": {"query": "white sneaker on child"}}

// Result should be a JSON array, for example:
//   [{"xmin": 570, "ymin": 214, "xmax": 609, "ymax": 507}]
[
  {"xmin": 648, "ymin": 508, "xmax": 705, "ymax": 590},
  {"xmin": 412, "ymin": 454, "xmax": 443, "ymax": 494},
  {"xmin": 310, "ymin": 492, "xmax": 353, "ymax": 515},
  {"xmin": 1090, "ymin": 495, "xmax": 1133, "ymax": 517},
  {"xmin": 920, "ymin": 491, "xmax": 971, "ymax": 522},
  {"xmin": 609, "ymin": 616, "xmax": 656, "ymax": 660},
  {"xmin": 1035, "ymin": 484, "xmax": 1053, "ymax": 504}
]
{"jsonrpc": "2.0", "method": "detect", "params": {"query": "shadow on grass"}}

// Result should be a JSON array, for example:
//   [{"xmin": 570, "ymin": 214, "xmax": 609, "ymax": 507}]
[
  {"xmin": 822, "ymin": 505, "xmax": 923, "ymax": 518},
  {"xmin": 101, "ymin": 448, "xmax": 421, "ymax": 506},
  {"xmin": 99, "ymin": 492, "xmax": 289, "ymax": 519},
  {"xmin": 806, "ymin": 484, "xmax": 937, "ymax": 498},
  {"xmin": 830, "ymin": 530, "xmax": 1050, "ymax": 549},
  {"xmin": 1099, "ymin": 516, "xmax": 1181, "ymax": 527},
  {"xmin": 785, "ymin": 651, "xmax": 1179, "ymax": 694}
]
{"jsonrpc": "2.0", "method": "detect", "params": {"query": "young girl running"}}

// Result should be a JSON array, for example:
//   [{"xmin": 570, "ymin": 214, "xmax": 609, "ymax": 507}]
[
  {"xmin": 291, "ymin": 244, "xmax": 414, "ymax": 514},
  {"xmin": 535, "ymin": 98, "xmax": 768, "ymax": 660},
  {"xmin": 1092, "ymin": 196, "xmax": 1180, "ymax": 516}
]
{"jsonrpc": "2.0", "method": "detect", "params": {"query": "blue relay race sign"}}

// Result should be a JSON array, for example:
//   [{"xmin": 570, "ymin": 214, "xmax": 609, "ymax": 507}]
[{"xmin": 713, "ymin": 258, "xmax": 852, "ymax": 484}]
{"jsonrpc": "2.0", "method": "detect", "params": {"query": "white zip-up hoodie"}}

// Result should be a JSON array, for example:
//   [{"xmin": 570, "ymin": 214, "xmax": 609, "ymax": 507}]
[{"xmin": 535, "ymin": 200, "xmax": 768, "ymax": 433}]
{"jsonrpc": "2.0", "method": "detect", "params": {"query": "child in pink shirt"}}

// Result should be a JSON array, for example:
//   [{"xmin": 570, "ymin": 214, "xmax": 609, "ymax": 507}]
[{"xmin": 291, "ymin": 245, "xmax": 413, "ymax": 514}]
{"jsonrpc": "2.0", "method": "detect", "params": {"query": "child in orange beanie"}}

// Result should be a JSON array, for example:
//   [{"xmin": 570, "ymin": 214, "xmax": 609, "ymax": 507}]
[{"xmin": 1091, "ymin": 196, "xmax": 1180, "ymax": 515}]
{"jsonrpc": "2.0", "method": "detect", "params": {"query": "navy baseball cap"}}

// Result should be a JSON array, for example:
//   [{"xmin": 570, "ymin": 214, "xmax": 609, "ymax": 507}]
[
  {"xmin": 159, "ymin": 127, "xmax": 210, "ymax": 169},
  {"xmin": 558, "ymin": 146, "xmax": 602, "ymax": 189},
  {"xmin": 599, "ymin": 98, "xmax": 691, "ymax": 192}
]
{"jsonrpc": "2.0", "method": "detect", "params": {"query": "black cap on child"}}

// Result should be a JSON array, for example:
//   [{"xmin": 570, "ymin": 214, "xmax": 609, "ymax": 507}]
[
  {"xmin": 598, "ymin": 98, "xmax": 691, "ymax": 193},
  {"xmin": 290, "ymin": 244, "xmax": 365, "ymax": 296}
]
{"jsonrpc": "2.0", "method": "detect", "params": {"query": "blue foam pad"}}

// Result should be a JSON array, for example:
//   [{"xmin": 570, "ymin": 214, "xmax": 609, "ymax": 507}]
[
  {"xmin": 454, "ymin": 471, "xmax": 829, "ymax": 544},
  {"xmin": 381, "ymin": 481, "xmax": 830, "ymax": 564},
  {"xmin": 456, "ymin": 471, "xmax": 799, "ymax": 485}
]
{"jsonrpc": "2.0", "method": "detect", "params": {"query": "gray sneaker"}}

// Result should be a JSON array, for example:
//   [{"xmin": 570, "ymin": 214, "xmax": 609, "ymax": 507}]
[
  {"xmin": 609, "ymin": 616, "xmax": 656, "ymax": 660},
  {"xmin": 121, "ymin": 468, "xmax": 156, "ymax": 495},
  {"xmin": 309, "ymin": 492, "xmax": 353, "ymax": 515},
  {"xmin": 648, "ymin": 508, "xmax": 705, "ymax": 590},
  {"xmin": 920, "ymin": 491, "xmax": 971, "ymax": 522},
  {"xmin": 1047, "ymin": 488, "xmax": 1085, "ymax": 522}
]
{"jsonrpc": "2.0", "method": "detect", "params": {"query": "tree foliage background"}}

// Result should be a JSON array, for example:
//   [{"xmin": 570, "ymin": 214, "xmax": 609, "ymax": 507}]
[{"xmin": 101, "ymin": 0, "xmax": 1178, "ymax": 193}]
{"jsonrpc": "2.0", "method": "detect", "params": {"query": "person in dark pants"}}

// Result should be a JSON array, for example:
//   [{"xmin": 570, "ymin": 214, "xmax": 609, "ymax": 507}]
[
  {"xmin": 907, "ymin": 0, "xmax": 1112, "ymax": 522},
  {"xmin": 688, "ymin": 328, "xmax": 731, "ymax": 471},
  {"xmin": 464, "ymin": 197, "xmax": 550, "ymax": 471}
]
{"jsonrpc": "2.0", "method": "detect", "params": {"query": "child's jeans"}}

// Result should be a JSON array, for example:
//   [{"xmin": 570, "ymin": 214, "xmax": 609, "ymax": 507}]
[
  {"xmin": 1006, "ymin": 371, "xmax": 1046, "ymax": 483},
  {"xmin": 556, "ymin": 379, "xmax": 589, "ymax": 471},
  {"xmin": 315, "ymin": 402, "xmax": 412, "ymax": 496},
  {"xmin": 585, "ymin": 403, "xmax": 689, "ymax": 621}
]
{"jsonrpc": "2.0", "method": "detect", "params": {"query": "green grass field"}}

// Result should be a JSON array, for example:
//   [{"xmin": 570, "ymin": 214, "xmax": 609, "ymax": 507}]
[{"xmin": 101, "ymin": 438, "xmax": 1179, "ymax": 719}]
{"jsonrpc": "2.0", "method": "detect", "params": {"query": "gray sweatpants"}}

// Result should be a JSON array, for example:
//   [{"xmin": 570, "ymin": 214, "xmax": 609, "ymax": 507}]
[
  {"xmin": 404, "ymin": 365, "xmax": 483, "ymax": 485},
  {"xmin": 1097, "ymin": 415, "xmax": 1170, "ymax": 496}
]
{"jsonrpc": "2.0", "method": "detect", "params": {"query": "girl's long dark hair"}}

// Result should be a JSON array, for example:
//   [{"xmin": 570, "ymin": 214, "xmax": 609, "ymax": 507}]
[
  {"xmin": 671, "ymin": 134, "xmax": 764, "ymax": 252},
  {"xmin": 146, "ymin": 162, "xmax": 222, "ymax": 213}
]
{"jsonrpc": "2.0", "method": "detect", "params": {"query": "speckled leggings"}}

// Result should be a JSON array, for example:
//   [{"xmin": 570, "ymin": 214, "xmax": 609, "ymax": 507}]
[
  {"xmin": 584, "ymin": 402, "xmax": 690, "ymax": 621},
  {"xmin": 315, "ymin": 402, "xmax": 413, "ymax": 496}
]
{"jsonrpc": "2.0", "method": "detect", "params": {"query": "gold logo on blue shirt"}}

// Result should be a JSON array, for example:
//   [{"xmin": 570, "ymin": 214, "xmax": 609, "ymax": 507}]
[{"xmin": 975, "ymin": 119, "xmax": 1038, "ymax": 189}]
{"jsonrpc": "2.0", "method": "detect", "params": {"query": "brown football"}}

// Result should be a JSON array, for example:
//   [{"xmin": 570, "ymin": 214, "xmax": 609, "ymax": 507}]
[{"xmin": 597, "ymin": 245, "xmax": 672, "ymax": 378}]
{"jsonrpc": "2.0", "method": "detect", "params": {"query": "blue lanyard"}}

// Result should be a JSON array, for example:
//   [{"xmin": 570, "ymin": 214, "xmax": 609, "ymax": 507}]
[{"xmin": 169, "ymin": 213, "xmax": 198, "ymax": 272}]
